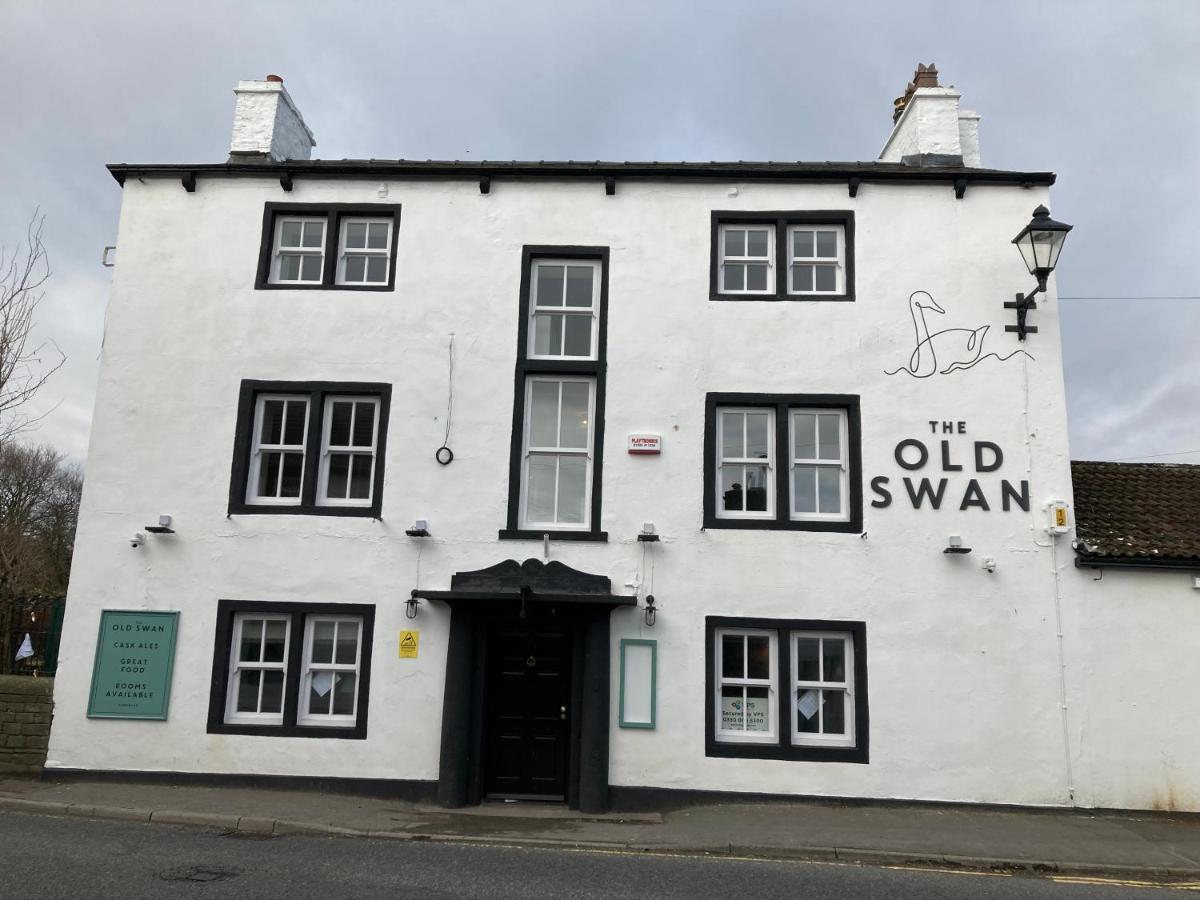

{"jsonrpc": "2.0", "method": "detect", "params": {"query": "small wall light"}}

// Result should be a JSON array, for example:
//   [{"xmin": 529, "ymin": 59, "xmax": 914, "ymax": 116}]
[
  {"xmin": 130, "ymin": 533, "xmax": 145, "ymax": 549},
  {"xmin": 406, "ymin": 590, "xmax": 420, "ymax": 619},
  {"xmin": 405, "ymin": 518, "xmax": 431, "ymax": 538},
  {"xmin": 145, "ymin": 514, "xmax": 175, "ymax": 534},
  {"xmin": 944, "ymin": 534, "xmax": 972, "ymax": 555},
  {"xmin": 637, "ymin": 522, "xmax": 659, "ymax": 542},
  {"xmin": 643, "ymin": 594, "xmax": 657, "ymax": 627}
]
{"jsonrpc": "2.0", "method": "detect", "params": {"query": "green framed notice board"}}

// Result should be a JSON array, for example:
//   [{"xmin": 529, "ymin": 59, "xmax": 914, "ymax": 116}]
[
  {"xmin": 87, "ymin": 610, "xmax": 179, "ymax": 720},
  {"xmin": 619, "ymin": 639, "xmax": 657, "ymax": 729}
]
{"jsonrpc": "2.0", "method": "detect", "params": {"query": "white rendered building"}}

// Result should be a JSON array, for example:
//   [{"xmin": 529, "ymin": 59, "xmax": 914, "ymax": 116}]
[{"xmin": 49, "ymin": 67, "xmax": 1200, "ymax": 813}]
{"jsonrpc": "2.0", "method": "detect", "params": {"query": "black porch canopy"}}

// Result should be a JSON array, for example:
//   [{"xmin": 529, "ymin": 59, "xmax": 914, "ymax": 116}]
[{"xmin": 410, "ymin": 558, "xmax": 638, "ymax": 609}]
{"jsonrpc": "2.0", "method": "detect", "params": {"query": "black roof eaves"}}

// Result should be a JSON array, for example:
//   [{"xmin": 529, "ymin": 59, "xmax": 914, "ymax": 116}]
[
  {"xmin": 1073, "ymin": 553, "xmax": 1200, "ymax": 572},
  {"xmin": 106, "ymin": 160, "xmax": 1056, "ymax": 186}
]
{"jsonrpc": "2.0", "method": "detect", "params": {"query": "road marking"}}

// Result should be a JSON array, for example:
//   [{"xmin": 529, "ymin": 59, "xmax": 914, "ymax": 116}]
[
  {"xmin": 882, "ymin": 865, "xmax": 1011, "ymax": 878},
  {"xmin": 1051, "ymin": 876, "xmax": 1200, "ymax": 892}
]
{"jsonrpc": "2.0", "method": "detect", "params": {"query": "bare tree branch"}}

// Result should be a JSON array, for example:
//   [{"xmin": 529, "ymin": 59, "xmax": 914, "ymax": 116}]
[{"xmin": 0, "ymin": 211, "xmax": 66, "ymax": 442}]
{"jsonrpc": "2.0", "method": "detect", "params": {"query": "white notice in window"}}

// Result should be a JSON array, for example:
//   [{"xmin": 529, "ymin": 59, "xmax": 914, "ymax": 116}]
[
  {"xmin": 311, "ymin": 672, "xmax": 334, "ymax": 697},
  {"xmin": 744, "ymin": 695, "xmax": 769, "ymax": 732},
  {"xmin": 797, "ymin": 689, "xmax": 820, "ymax": 721}
]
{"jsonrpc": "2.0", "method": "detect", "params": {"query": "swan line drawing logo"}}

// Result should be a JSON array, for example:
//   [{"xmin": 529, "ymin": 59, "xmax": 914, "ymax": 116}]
[{"xmin": 885, "ymin": 290, "xmax": 1032, "ymax": 378}]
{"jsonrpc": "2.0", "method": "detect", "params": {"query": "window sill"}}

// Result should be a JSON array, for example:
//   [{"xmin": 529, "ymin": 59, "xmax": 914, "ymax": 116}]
[
  {"xmin": 255, "ymin": 283, "xmax": 395, "ymax": 292},
  {"xmin": 709, "ymin": 292, "xmax": 855, "ymax": 303},
  {"xmin": 228, "ymin": 504, "xmax": 379, "ymax": 518},
  {"xmin": 706, "ymin": 740, "xmax": 868, "ymax": 764},
  {"xmin": 208, "ymin": 723, "xmax": 366, "ymax": 740},
  {"xmin": 704, "ymin": 517, "xmax": 861, "ymax": 534},
  {"xmin": 498, "ymin": 528, "xmax": 609, "ymax": 542}
]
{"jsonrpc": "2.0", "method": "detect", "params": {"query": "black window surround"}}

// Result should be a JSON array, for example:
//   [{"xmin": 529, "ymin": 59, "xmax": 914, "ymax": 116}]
[
  {"xmin": 228, "ymin": 379, "xmax": 391, "ymax": 518},
  {"xmin": 705, "ymin": 616, "xmax": 869, "ymax": 763},
  {"xmin": 206, "ymin": 599, "xmax": 375, "ymax": 740},
  {"xmin": 703, "ymin": 392, "xmax": 863, "ymax": 533},
  {"xmin": 500, "ymin": 245, "xmax": 609, "ymax": 542},
  {"xmin": 254, "ymin": 202, "xmax": 402, "ymax": 291},
  {"xmin": 709, "ymin": 210, "xmax": 855, "ymax": 302}
]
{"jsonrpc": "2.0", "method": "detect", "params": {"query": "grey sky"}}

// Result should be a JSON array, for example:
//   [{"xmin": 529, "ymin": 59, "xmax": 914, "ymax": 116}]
[{"xmin": 3, "ymin": 0, "xmax": 1198, "ymax": 464}]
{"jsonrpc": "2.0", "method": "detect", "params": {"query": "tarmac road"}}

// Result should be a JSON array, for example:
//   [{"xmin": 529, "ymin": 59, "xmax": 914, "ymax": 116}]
[{"xmin": 0, "ymin": 812, "xmax": 1193, "ymax": 899}]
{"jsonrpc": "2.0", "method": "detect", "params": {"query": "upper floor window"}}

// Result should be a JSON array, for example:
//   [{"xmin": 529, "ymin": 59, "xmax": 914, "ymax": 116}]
[
  {"xmin": 710, "ymin": 212, "xmax": 854, "ymax": 301},
  {"xmin": 256, "ymin": 203, "xmax": 401, "ymax": 291},
  {"xmin": 704, "ymin": 393, "xmax": 863, "ymax": 533},
  {"xmin": 229, "ymin": 380, "xmax": 391, "ymax": 517},
  {"xmin": 501, "ymin": 246, "xmax": 609, "ymax": 542}
]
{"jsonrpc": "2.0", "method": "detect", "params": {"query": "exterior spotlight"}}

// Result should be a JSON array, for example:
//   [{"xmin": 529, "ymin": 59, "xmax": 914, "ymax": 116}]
[
  {"xmin": 944, "ymin": 534, "xmax": 972, "ymax": 555},
  {"xmin": 637, "ymin": 522, "xmax": 660, "ymax": 542},
  {"xmin": 406, "ymin": 590, "xmax": 419, "ymax": 619},
  {"xmin": 405, "ymin": 519, "xmax": 431, "ymax": 538},
  {"xmin": 1005, "ymin": 205, "xmax": 1073, "ymax": 341},
  {"xmin": 644, "ymin": 594, "xmax": 657, "ymax": 627}
]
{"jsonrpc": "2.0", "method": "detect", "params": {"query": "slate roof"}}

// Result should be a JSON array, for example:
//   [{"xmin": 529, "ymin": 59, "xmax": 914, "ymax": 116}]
[{"xmin": 1072, "ymin": 461, "xmax": 1200, "ymax": 565}]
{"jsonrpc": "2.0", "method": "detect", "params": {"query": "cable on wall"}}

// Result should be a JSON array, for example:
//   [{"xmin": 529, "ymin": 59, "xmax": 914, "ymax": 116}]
[{"xmin": 436, "ymin": 333, "xmax": 455, "ymax": 465}]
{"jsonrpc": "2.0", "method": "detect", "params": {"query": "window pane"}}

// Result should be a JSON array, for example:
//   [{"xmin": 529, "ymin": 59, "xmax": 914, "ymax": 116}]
[
  {"xmin": 309, "ymin": 677, "xmax": 332, "ymax": 716},
  {"xmin": 300, "ymin": 254, "xmax": 323, "ymax": 281},
  {"xmin": 349, "ymin": 454, "xmax": 373, "ymax": 499},
  {"xmin": 327, "ymin": 454, "xmax": 349, "ymax": 499},
  {"xmin": 823, "ymin": 638, "xmax": 846, "ymax": 682},
  {"xmin": 526, "ymin": 456, "xmax": 557, "ymax": 522},
  {"xmin": 261, "ymin": 400, "xmax": 284, "ymax": 444},
  {"xmin": 745, "ymin": 413, "xmax": 770, "ymax": 459},
  {"xmin": 823, "ymin": 690, "xmax": 846, "ymax": 734},
  {"xmin": 721, "ymin": 634, "xmax": 744, "ymax": 678},
  {"xmin": 562, "ymin": 315, "xmax": 592, "ymax": 356},
  {"xmin": 301, "ymin": 221, "xmax": 324, "ymax": 248},
  {"xmin": 746, "ymin": 264, "xmax": 768, "ymax": 292},
  {"xmin": 257, "ymin": 453, "xmax": 280, "ymax": 497},
  {"xmin": 723, "ymin": 229, "xmax": 745, "ymax": 258},
  {"xmin": 797, "ymin": 689, "xmax": 820, "ymax": 732},
  {"xmin": 793, "ymin": 264, "xmax": 813, "ymax": 292},
  {"xmin": 814, "ymin": 264, "xmax": 837, "ymax": 292},
  {"xmin": 532, "ymin": 314, "xmax": 563, "ymax": 356},
  {"xmin": 335, "ymin": 622, "xmax": 359, "ymax": 665},
  {"xmin": 565, "ymin": 266, "xmax": 593, "ymax": 307},
  {"xmin": 263, "ymin": 621, "xmax": 286, "ymax": 663},
  {"xmin": 236, "ymin": 670, "xmax": 261, "ymax": 713},
  {"xmin": 239, "ymin": 619, "xmax": 263, "ymax": 662},
  {"xmin": 795, "ymin": 637, "xmax": 820, "ymax": 681},
  {"xmin": 529, "ymin": 381, "xmax": 559, "ymax": 447},
  {"xmin": 747, "ymin": 636, "xmax": 770, "ymax": 679},
  {"xmin": 312, "ymin": 621, "xmax": 335, "ymax": 664},
  {"xmin": 815, "ymin": 230, "xmax": 837, "ymax": 258},
  {"xmin": 280, "ymin": 452, "xmax": 304, "ymax": 498},
  {"xmin": 346, "ymin": 222, "xmax": 367, "ymax": 248},
  {"xmin": 535, "ymin": 265, "xmax": 564, "ymax": 307},
  {"xmin": 793, "ymin": 413, "xmax": 816, "ymax": 460},
  {"xmin": 818, "ymin": 414, "xmax": 841, "ymax": 459},
  {"xmin": 721, "ymin": 412, "xmax": 744, "ymax": 459},
  {"xmin": 746, "ymin": 229, "xmax": 768, "ymax": 258},
  {"xmin": 792, "ymin": 230, "xmax": 813, "ymax": 258},
  {"xmin": 344, "ymin": 255, "xmax": 366, "ymax": 283},
  {"xmin": 333, "ymin": 673, "xmax": 356, "ymax": 715},
  {"xmin": 366, "ymin": 256, "xmax": 387, "ymax": 283},
  {"xmin": 723, "ymin": 264, "xmax": 744, "ymax": 292},
  {"xmin": 818, "ymin": 467, "xmax": 842, "ymax": 514},
  {"xmin": 329, "ymin": 401, "xmax": 353, "ymax": 446},
  {"xmin": 793, "ymin": 465, "xmax": 817, "ymax": 514},
  {"xmin": 559, "ymin": 382, "xmax": 590, "ymax": 448},
  {"xmin": 281, "ymin": 221, "xmax": 303, "ymax": 247},
  {"xmin": 352, "ymin": 403, "xmax": 375, "ymax": 447},
  {"xmin": 557, "ymin": 456, "xmax": 587, "ymax": 524},
  {"xmin": 278, "ymin": 254, "xmax": 302, "ymax": 281},
  {"xmin": 367, "ymin": 222, "xmax": 389, "ymax": 249},
  {"xmin": 261, "ymin": 670, "xmax": 285, "ymax": 714},
  {"xmin": 745, "ymin": 687, "xmax": 770, "ymax": 732},
  {"xmin": 720, "ymin": 465, "xmax": 745, "ymax": 511},
  {"xmin": 744, "ymin": 465, "xmax": 769, "ymax": 511},
  {"xmin": 720, "ymin": 685, "xmax": 745, "ymax": 731},
  {"xmin": 283, "ymin": 401, "xmax": 307, "ymax": 445}
]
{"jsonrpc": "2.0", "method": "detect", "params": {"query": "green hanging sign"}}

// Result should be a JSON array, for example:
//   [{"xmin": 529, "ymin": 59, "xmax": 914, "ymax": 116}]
[{"xmin": 87, "ymin": 610, "xmax": 180, "ymax": 720}]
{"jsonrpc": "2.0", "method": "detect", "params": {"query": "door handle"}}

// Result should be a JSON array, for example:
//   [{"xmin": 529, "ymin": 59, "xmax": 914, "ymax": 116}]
[{"xmin": 560, "ymin": 705, "xmax": 567, "ymax": 720}]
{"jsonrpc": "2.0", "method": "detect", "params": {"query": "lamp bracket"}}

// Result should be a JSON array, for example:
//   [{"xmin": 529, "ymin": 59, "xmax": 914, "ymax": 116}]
[{"xmin": 1004, "ymin": 291, "xmax": 1040, "ymax": 341}]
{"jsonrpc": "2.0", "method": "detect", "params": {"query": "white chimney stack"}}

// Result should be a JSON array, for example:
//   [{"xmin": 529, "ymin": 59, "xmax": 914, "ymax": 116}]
[
  {"xmin": 229, "ymin": 75, "xmax": 316, "ymax": 162},
  {"xmin": 879, "ymin": 64, "xmax": 982, "ymax": 168}
]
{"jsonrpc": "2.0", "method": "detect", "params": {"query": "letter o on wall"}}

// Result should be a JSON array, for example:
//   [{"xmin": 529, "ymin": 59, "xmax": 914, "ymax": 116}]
[{"xmin": 894, "ymin": 439, "xmax": 929, "ymax": 471}]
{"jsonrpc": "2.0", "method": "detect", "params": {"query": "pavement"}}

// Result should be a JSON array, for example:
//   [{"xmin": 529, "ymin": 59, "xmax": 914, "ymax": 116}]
[{"xmin": 1, "ymin": 775, "xmax": 1199, "ymax": 882}]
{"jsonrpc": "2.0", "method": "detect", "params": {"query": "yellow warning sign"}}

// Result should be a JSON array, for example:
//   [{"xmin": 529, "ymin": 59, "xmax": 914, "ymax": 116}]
[{"xmin": 399, "ymin": 630, "xmax": 419, "ymax": 659}]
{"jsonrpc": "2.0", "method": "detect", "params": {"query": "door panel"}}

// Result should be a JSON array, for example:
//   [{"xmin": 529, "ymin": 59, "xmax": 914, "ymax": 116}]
[{"xmin": 484, "ymin": 621, "xmax": 572, "ymax": 799}]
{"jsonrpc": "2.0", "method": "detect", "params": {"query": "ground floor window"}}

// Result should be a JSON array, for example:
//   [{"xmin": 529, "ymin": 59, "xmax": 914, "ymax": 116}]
[
  {"xmin": 706, "ymin": 616, "xmax": 868, "ymax": 763},
  {"xmin": 207, "ymin": 600, "xmax": 374, "ymax": 739}
]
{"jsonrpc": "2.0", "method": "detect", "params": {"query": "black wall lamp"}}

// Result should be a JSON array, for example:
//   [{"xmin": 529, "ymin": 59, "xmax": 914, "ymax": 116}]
[
  {"xmin": 1006, "ymin": 205, "xmax": 1072, "ymax": 341},
  {"xmin": 643, "ymin": 594, "xmax": 657, "ymax": 627},
  {"xmin": 406, "ymin": 590, "xmax": 420, "ymax": 619}
]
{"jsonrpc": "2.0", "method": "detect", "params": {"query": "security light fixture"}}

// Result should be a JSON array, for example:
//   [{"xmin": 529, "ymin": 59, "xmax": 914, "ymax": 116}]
[
  {"xmin": 145, "ymin": 514, "xmax": 175, "ymax": 534},
  {"xmin": 643, "ymin": 594, "xmax": 657, "ymax": 627},
  {"xmin": 1005, "ymin": 206, "xmax": 1073, "ymax": 341},
  {"xmin": 406, "ymin": 590, "xmax": 419, "ymax": 619},
  {"xmin": 405, "ymin": 519, "xmax": 431, "ymax": 538},
  {"xmin": 944, "ymin": 534, "xmax": 972, "ymax": 555},
  {"xmin": 637, "ymin": 522, "xmax": 660, "ymax": 542}
]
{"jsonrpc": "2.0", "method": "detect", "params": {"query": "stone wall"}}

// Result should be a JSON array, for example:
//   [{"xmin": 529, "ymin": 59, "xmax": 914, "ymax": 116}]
[{"xmin": 0, "ymin": 676, "xmax": 54, "ymax": 776}]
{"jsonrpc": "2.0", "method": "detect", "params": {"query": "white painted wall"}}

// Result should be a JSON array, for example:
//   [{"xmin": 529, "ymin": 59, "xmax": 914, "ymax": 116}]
[{"xmin": 48, "ymin": 172, "xmax": 1196, "ymax": 811}]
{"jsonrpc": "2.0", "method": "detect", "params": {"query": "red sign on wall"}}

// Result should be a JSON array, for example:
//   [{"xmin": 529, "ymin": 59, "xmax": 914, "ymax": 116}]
[{"xmin": 628, "ymin": 434, "xmax": 662, "ymax": 455}]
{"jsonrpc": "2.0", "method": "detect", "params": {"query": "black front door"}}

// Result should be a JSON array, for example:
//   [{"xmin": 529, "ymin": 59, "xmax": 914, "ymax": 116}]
[{"xmin": 483, "ymin": 619, "xmax": 572, "ymax": 800}]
